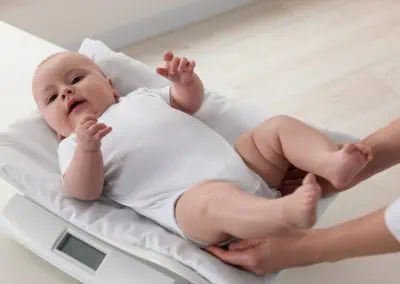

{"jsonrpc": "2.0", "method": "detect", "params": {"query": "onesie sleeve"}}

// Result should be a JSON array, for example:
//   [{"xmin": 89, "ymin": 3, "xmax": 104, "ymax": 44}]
[
  {"xmin": 136, "ymin": 86, "xmax": 211, "ymax": 107},
  {"xmin": 385, "ymin": 197, "xmax": 400, "ymax": 242},
  {"xmin": 136, "ymin": 86, "xmax": 172, "ymax": 105},
  {"xmin": 57, "ymin": 134, "xmax": 77, "ymax": 177}
]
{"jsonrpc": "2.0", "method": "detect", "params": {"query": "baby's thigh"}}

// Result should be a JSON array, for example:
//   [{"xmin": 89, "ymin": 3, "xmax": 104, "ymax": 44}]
[
  {"xmin": 175, "ymin": 180, "xmax": 235, "ymax": 245},
  {"xmin": 235, "ymin": 126, "xmax": 290, "ymax": 188}
]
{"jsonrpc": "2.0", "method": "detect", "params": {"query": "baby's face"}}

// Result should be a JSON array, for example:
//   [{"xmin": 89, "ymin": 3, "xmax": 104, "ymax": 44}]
[{"xmin": 32, "ymin": 52, "xmax": 119, "ymax": 138}]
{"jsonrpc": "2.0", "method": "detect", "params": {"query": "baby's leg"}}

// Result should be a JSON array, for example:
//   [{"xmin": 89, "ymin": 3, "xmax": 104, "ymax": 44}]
[
  {"xmin": 236, "ymin": 115, "xmax": 371, "ymax": 189},
  {"xmin": 175, "ymin": 174, "xmax": 321, "ymax": 245}
]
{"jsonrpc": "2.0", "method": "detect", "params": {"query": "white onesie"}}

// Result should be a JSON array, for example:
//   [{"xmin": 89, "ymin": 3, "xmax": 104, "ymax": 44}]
[{"xmin": 58, "ymin": 87, "xmax": 277, "ymax": 240}]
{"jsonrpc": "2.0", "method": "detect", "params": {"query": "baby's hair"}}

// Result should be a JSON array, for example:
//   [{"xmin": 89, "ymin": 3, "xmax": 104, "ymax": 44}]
[
  {"xmin": 35, "ymin": 52, "xmax": 107, "ymax": 78},
  {"xmin": 36, "ymin": 52, "xmax": 64, "ymax": 69}
]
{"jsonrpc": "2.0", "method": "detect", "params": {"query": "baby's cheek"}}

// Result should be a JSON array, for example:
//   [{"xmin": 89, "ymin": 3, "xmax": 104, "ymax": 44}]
[
  {"xmin": 83, "ymin": 79, "xmax": 104, "ymax": 92},
  {"xmin": 46, "ymin": 110, "xmax": 69, "ymax": 135},
  {"xmin": 89, "ymin": 85, "xmax": 115, "ymax": 105},
  {"xmin": 45, "ymin": 115, "xmax": 62, "ymax": 134}
]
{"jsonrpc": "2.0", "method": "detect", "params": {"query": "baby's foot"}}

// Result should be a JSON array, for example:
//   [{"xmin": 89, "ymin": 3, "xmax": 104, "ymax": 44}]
[
  {"xmin": 281, "ymin": 174, "xmax": 321, "ymax": 229},
  {"xmin": 327, "ymin": 143, "xmax": 372, "ymax": 189}
]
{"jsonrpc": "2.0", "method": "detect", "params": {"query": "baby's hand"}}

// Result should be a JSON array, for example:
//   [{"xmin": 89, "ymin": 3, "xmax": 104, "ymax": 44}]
[
  {"xmin": 156, "ymin": 52, "xmax": 196, "ymax": 85},
  {"xmin": 75, "ymin": 115, "xmax": 112, "ymax": 152}
]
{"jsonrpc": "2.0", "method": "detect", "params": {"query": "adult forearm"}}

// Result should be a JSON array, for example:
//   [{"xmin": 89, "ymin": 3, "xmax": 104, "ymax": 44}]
[
  {"xmin": 298, "ymin": 208, "xmax": 400, "ymax": 265},
  {"xmin": 352, "ymin": 119, "xmax": 400, "ymax": 185},
  {"xmin": 320, "ymin": 119, "xmax": 400, "ymax": 195},
  {"xmin": 63, "ymin": 146, "xmax": 104, "ymax": 200}
]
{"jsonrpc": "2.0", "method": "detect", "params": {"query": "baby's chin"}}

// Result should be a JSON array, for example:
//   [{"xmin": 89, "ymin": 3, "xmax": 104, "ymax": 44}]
[
  {"xmin": 53, "ymin": 118, "xmax": 80, "ymax": 139},
  {"xmin": 56, "ymin": 126, "xmax": 73, "ymax": 140}
]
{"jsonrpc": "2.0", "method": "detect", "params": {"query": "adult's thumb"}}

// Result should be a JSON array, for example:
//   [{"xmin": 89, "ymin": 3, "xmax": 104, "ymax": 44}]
[{"xmin": 205, "ymin": 246, "xmax": 250, "ymax": 267}]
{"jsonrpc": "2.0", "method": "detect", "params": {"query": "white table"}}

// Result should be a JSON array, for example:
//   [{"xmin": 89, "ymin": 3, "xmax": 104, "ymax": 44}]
[{"xmin": 0, "ymin": 21, "xmax": 78, "ymax": 284}]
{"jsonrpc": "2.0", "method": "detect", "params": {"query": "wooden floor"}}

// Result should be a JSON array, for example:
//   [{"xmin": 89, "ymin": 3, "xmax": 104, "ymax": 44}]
[{"xmin": 122, "ymin": 0, "xmax": 400, "ymax": 283}]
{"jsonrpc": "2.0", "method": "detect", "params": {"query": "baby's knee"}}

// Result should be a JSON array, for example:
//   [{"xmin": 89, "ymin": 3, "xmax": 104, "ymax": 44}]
[
  {"xmin": 235, "ymin": 130, "xmax": 255, "ymax": 154},
  {"xmin": 262, "ymin": 115, "xmax": 295, "ymax": 131},
  {"xmin": 251, "ymin": 115, "xmax": 298, "ymax": 145}
]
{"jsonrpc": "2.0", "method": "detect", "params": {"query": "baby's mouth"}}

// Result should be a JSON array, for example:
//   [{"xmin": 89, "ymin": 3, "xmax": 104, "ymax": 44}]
[{"xmin": 68, "ymin": 100, "xmax": 86, "ymax": 114}]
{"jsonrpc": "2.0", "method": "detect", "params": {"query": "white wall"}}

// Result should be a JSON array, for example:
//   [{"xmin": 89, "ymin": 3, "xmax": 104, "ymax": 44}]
[
  {"xmin": 0, "ymin": 0, "xmax": 254, "ymax": 50},
  {"xmin": 0, "ymin": 0, "xmax": 190, "ymax": 48}
]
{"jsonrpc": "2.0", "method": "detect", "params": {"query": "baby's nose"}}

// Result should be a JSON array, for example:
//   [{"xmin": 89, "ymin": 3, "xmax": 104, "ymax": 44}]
[{"xmin": 61, "ymin": 88, "xmax": 73, "ymax": 99}]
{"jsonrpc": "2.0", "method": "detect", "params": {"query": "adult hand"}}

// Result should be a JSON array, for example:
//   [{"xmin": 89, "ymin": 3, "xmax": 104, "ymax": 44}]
[{"xmin": 206, "ymin": 230, "xmax": 314, "ymax": 275}]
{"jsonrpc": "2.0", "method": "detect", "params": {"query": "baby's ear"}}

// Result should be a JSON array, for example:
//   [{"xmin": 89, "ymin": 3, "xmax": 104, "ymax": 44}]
[
  {"xmin": 56, "ymin": 133, "xmax": 65, "ymax": 141},
  {"xmin": 107, "ymin": 77, "xmax": 116, "ymax": 88},
  {"xmin": 107, "ymin": 77, "xmax": 120, "ymax": 102}
]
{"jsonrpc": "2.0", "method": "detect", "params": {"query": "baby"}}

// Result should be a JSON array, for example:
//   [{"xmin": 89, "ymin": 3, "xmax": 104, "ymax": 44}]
[{"xmin": 32, "ymin": 51, "xmax": 372, "ymax": 246}]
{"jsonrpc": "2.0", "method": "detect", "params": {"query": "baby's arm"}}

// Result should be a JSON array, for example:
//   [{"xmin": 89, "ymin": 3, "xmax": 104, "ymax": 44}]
[
  {"xmin": 62, "ymin": 115, "xmax": 111, "ymax": 201},
  {"xmin": 156, "ymin": 52, "xmax": 204, "ymax": 114}
]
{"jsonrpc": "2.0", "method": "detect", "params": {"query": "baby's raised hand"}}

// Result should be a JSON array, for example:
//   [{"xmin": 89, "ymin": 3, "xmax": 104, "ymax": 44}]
[
  {"xmin": 75, "ymin": 115, "xmax": 112, "ymax": 152},
  {"xmin": 156, "ymin": 52, "xmax": 196, "ymax": 85}
]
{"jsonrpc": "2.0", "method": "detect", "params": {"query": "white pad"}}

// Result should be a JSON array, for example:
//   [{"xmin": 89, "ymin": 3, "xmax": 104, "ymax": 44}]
[
  {"xmin": 0, "ymin": 38, "xmax": 357, "ymax": 284},
  {"xmin": 386, "ymin": 197, "xmax": 400, "ymax": 242}
]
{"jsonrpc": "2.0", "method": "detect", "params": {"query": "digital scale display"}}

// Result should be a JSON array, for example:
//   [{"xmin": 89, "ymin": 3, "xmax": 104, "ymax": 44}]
[{"xmin": 57, "ymin": 233, "xmax": 106, "ymax": 271}]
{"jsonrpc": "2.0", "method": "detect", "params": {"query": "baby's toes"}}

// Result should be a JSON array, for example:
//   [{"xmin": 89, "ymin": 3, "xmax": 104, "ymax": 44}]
[
  {"xmin": 308, "ymin": 187, "xmax": 320, "ymax": 202},
  {"xmin": 305, "ymin": 183, "xmax": 321, "ymax": 200},
  {"xmin": 355, "ymin": 144, "xmax": 372, "ymax": 160},
  {"xmin": 342, "ymin": 143, "xmax": 358, "ymax": 154}
]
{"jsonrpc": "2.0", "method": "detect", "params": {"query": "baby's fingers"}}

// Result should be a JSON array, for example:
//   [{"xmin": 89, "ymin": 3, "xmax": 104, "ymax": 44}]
[
  {"xmin": 88, "ymin": 123, "xmax": 107, "ymax": 136},
  {"xmin": 170, "ymin": 56, "xmax": 180, "ymax": 75},
  {"xmin": 163, "ymin": 51, "xmax": 174, "ymax": 62},
  {"xmin": 156, "ymin": 67, "xmax": 169, "ymax": 78},
  {"xmin": 95, "ymin": 127, "xmax": 112, "ymax": 140},
  {"xmin": 188, "ymin": 60, "xmax": 196, "ymax": 72},
  {"xmin": 82, "ymin": 119, "xmax": 97, "ymax": 129},
  {"xmin": 80, "ymin": 115, "xmax": 97, "ymax": 125},
  {"xmin": 178, "ymin": 57, "xmax": 190, "ymax": 72}
]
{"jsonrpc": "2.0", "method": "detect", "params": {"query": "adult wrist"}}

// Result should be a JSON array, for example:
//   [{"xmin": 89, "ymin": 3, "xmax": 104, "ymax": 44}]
[
  {"xmin": 276, "ymin": 229, "xmax": 326, "ymax": 269},
  {"xmin": 295, "ymin": 229, "xmax": 327, "ymax": 265}
]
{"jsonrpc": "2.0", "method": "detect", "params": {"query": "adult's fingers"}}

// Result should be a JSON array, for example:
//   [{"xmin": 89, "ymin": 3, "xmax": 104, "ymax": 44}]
[
  {"xmin": 205, "ymin": 246, "xmax": 255, "ymax": 268},
  {"xmin": 228, "ymin": 239, "xmax": 264, "ymax": 251}
]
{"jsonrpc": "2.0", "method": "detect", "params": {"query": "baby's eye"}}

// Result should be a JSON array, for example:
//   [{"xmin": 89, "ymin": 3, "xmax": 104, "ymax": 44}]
[
  {"xmin": 48, "ymin": 94, "xmax": 58, "ymax": 104},
  {"xmin": 71, "ymin": 76, "xmax": 83, "ymax": 84}
]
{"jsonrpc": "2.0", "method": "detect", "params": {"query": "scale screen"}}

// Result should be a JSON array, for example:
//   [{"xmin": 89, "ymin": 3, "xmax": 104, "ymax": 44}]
[{"xmin": 57, "ymin": 233, "xmax": 106, "ymax": 271}]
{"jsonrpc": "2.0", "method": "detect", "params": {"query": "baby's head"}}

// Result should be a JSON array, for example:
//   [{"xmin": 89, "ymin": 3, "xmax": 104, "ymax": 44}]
[{"xmin": 32, "ymin": 52, "xmax": 119, "ymax": 139}]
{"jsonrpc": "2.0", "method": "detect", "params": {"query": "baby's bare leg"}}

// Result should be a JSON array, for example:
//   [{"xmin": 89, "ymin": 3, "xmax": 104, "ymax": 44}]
[
  {"xmin": 175, "ymin": 175, "xmax": 321, "ymax": 245},
  {"xmin": 236, "ymin": 115, "xmax": 371, "ymax": 189}
]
